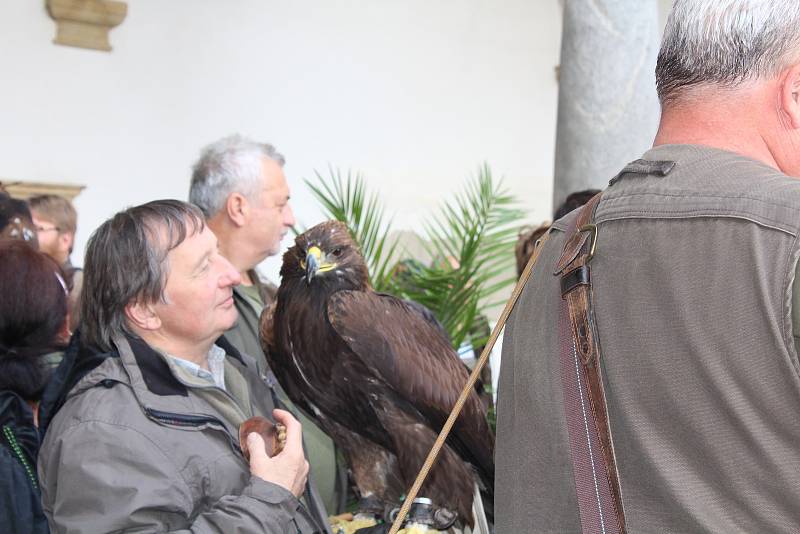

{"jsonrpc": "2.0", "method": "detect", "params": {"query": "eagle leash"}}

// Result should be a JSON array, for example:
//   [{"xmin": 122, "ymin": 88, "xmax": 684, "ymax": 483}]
[{"xmin": 388, "ymin": 226, "xmax": 552, "ymax": 534}]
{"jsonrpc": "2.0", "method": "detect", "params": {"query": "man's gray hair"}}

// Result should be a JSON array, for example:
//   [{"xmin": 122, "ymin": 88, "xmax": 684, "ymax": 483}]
[
  {"xmin": 81, "ymin": 200, "xmax": 205, "ymax": 351},
  {"xmin": 656, "ymin": 0, "xmax": 800, "ymax": 105},
  {"xmin": 189, "ymin": 134, "xmax": 285, "ymax": 218}
]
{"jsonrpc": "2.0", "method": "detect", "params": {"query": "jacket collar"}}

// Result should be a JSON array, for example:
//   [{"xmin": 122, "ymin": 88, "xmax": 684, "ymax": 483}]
[
  {"xmin": 0, "ymin": 390, "xmax": 35, "ymax": 430},
  {"xmin": 109, "ymin": 333, "xmax": 253, "ymax": 417},
  {"xmin": 114, "ymin": 333, "xmax": 247, "ymax": 397},
  {"xmin": 0, "ymin": 390, "xmax": 40, "ymax": 468},
  {"xmin": 124, "ymin": 335, "xmax": 188, "ymax": 397},
  {"xmin": 39, "ymin": 329, "xmax": 251, "ymax": 441}
]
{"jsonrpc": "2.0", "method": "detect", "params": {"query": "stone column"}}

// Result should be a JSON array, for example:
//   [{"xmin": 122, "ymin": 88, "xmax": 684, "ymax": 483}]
[{"xmin": 552, "ymin": 0, "xmax": 661, "ymax": 211}]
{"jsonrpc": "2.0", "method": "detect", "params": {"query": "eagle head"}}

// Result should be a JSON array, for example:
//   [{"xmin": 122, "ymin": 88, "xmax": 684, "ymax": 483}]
[{"xmin": 281, "ymin": 220, "xmax": 370, "ymax": 289}]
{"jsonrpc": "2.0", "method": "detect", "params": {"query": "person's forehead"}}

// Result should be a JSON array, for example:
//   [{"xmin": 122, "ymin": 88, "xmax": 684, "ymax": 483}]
[
  {"xmin": 163, "ymin": 225, "xmax": 215, "ymax": 269},
  {"xmin": 259, "ymin": 158, "xmax": 290, "ymax": 195},
  {"xmin": 31, "ymin": 213, "xmax": 54, "ymax": 224}
]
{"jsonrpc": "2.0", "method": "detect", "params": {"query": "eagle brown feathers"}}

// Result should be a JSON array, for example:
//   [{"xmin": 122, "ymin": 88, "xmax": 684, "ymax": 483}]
[{"xmin": 261, "ymin": 220, "xmax": 494, "ymax": 527}]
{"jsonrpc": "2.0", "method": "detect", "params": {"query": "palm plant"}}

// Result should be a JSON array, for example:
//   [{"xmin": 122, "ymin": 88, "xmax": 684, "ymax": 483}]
[{"xmin": 397, "ymin": 165, "xmax": 523, "ymax": 349}]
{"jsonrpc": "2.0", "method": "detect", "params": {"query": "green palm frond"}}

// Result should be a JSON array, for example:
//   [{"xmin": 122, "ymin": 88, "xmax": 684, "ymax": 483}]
[
  {"xmin": 305, "ymin": 168, "xmax": 399, "ymax": 291},
  {"xmin": 390, "ymin": 164, "xmax": 524, "ymax": 349}
]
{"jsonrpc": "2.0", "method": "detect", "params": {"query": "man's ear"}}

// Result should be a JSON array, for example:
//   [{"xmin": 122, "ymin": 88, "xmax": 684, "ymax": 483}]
[
  {"xmin": 58, "ymin": 231, "xmax": 74, "ymax": 255},
  {"xmin": 781, "ymin": 63, "xmax": 800, "ymax": 129},
  {"xmin": 125, "ymin": 300, "xmax": 161, "ymax": 332},
  {"xmin": 226, "ymin": 193, "xmax": 249, "ymax": 228}
]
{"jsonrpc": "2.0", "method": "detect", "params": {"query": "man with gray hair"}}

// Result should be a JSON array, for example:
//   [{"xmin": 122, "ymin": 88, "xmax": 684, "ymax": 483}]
[
  {"xmin": 497, "ymin": 1, "xmax": 800, "ymax": 531},
  {"xmin": 38, "ymin": 200, "xmax": 326, "ymax": 533},
  {"xmin": 189, "ymin": 135, "xmax": 346, "ymax": 515},
  {"xmin": 189, "ymin": 135, "xmax": 293, "ymax": 372}
]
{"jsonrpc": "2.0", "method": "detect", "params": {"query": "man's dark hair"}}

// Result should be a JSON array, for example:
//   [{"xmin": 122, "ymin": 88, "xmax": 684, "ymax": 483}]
[
  {"xmin": 0, "ymin": 240, "xmax": 67, "ymax": 400},
  {"xmin": 81, "ymin": 200, "xmax": 205, "ymax": 351},
  {"xmin": 554, "ymin": 189, "xmax": 600, "ymax": 221}
]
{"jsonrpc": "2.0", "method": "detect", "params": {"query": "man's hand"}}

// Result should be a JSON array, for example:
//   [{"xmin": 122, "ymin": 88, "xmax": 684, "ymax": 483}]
[{"xmin": 247, "ymin": 409, "xmax": 309, "ymax": 497}]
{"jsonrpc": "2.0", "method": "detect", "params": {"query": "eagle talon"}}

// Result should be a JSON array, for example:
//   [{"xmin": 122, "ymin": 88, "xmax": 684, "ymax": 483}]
[
  {"xmin": 353, "ymin": 495, "xmax": 390, "ymax": 520},
  {"xmin": 432, "ymin": 507, "xmax": 457, "ymax": 530}
]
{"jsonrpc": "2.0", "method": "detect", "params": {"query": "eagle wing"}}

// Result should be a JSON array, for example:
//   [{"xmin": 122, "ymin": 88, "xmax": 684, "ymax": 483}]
[{"xmin": 327, "ymin": 289, "xmax": 494, "ymax": 484}]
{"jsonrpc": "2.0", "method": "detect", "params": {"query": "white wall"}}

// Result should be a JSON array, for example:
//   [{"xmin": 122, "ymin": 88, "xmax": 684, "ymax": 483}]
[{"xmin": 0, "ymin": 0, "xmax": 563, "ymax": 281}]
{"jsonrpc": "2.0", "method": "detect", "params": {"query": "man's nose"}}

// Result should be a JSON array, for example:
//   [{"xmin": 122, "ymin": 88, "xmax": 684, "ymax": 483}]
[
  {"xmin": 284, "ymin": 204, "xmax": 296, "ymax": 228},
  {"xmin": 219, "ymin": 256, "xmax": 242, "ymax": 287}
]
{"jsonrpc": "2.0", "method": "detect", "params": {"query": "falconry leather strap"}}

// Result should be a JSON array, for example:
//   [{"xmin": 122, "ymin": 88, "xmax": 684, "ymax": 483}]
[{"xmin": 554, "ymin": 192, "xmax": 626, "ymax": 534}]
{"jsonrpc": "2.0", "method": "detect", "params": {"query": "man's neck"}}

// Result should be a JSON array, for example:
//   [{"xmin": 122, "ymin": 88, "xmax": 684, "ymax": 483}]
[
  {"xmin": 239, "ymin": 268, "xmax": 255, "ymax": 286},
  {"xmin": 138, "ymin": 331, "xmax": 213, "ymax": 370},
  {"xmin": 206, "ymin": 218, "xmax": 257, "ymax": 286},
  {"xmin": 653, "ymin": 87, "xmax": 781, "ymax": 172},
  {"xmin": 654, "ymin": 115, "xmax": 778, "ymax": 169}
]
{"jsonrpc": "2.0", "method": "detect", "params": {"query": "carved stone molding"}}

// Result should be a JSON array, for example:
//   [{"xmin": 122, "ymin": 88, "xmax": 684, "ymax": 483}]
[
  {"xmin": 0, "ymin": 180, "xmax": 86, "ymax": 201},
  {"xmin": 46, "ymin": 0, "xmax": 128, "ymax": 52}
]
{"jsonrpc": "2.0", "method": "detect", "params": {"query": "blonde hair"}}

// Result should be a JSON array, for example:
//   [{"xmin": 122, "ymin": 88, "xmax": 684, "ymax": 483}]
[{"xmin": 28, "ymin": 194, "xmax": 77, "ymax": 235}]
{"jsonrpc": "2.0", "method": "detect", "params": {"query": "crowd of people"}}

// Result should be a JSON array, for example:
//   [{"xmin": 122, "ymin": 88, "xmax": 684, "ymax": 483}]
[
  {"xmin": 0, "ymin": 137, "xmax": 337, "ymax": 533},
  {"xmin": 3, "ymin": 1, "xmax": 800, "ymax": 532}
]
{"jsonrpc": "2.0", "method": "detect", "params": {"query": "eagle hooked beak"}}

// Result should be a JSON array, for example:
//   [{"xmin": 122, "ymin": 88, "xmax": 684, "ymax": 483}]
[
  {"xmin": 303, "ymin": 245, "xmax": 339, "ymax": 284},
  {"xmin": 305, "ymin": 247, "xmax": 321, "ymax": 284}
]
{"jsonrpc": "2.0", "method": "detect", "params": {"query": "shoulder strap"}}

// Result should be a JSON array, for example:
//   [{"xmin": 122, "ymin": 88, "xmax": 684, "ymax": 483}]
[{"xmin": 554, "ymin": 193, "xmax": 627, "ymax": 534}]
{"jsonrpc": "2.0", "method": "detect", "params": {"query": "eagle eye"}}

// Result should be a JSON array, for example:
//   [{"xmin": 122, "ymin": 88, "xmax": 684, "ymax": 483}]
[{"xmin": 331, "ymin": 248, "xmax": 343, "ymax": 257}]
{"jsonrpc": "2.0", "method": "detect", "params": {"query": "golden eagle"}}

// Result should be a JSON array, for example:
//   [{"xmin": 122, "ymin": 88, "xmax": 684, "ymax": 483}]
[{"xmin": 262, "ymin": 221, "xmax": 494, "ymax": 527}]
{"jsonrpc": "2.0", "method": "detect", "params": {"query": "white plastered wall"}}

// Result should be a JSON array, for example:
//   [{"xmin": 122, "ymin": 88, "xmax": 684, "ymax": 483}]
[
  {"xmin": 1, "ymin": 0, "xmax": 675, "ymax": 399},
  {"xmin": 0, "ymin": 0, "xmax": 566, "ymax": 283}
]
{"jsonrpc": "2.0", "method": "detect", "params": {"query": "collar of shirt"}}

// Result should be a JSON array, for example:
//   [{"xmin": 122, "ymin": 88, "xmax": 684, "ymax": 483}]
[{"xmin": 164, "ymin": 344, "xmax": 227, "ymax": 391}]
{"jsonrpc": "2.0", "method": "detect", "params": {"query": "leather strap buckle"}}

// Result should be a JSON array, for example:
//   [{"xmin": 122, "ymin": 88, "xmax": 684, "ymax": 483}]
[
  {"xmin": 560, "ymin": 265, "xmax": 590, "ymax": 297},
  {"xmin": 578, "ymin": 223, "xmax": 598, "ymax": 263}
]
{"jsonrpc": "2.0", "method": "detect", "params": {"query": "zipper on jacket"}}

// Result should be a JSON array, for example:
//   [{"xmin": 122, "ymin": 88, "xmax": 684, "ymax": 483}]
[
  {"xmin": 2, "ymin": 425, "xmax": 38, "ymax": 490},
  {"xmin": 143, "ymin": 407, "xmax": 245, "ymax": 460},
  {"xmin": 144, "ymin": 408, "xmax": 226, "ymax": 429}
]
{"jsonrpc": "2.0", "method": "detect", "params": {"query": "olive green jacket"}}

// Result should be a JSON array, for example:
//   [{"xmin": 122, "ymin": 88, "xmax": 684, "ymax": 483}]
[
  {"xmin": 496, "ymin": 145, "xmax": 800, "ymax": 532},
  {"xmin": 225, "ymin": 270, "xmax": 348, "ymax": 514}
]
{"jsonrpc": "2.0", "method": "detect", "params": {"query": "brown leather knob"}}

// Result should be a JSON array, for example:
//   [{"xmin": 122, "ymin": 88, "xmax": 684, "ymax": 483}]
[{"xmin": 239, "ymin": 416, "xmax": 286, "ymax": 460}]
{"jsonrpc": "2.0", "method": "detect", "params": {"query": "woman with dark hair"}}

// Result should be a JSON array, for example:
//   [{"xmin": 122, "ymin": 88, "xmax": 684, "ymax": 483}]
[
  {"xmin": 0, "ymin": 240, "xmax": 69, "ymax": 534},
  {"xmin": 0, "ymin": 191, "xmax": 38, "ymax": 245}
]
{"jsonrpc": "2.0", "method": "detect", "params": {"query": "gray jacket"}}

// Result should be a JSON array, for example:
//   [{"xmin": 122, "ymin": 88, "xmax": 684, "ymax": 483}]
[
  {"xmin": 496, "ymin": 145, "xmax": 800, "ymax": 532},
  {"xmin": 38, "ymin": 333, "xmax": 325, "ymax": 533}
]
